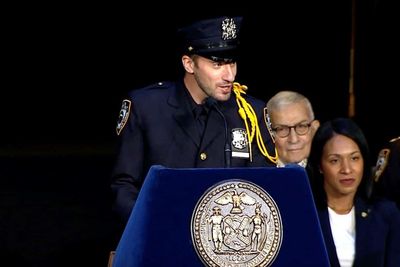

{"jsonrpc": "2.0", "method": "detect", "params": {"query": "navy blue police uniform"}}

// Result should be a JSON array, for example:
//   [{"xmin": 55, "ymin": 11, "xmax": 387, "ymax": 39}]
[
  {"xmin": 111, "ymin": 16, "xmax": 277, "ymax": 222},
  {"xmin": 373, "ymin": 136, "xmax": 400, "ymax": 209}
]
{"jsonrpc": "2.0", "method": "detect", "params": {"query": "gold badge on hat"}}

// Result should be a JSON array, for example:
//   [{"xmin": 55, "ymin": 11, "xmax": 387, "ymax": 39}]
[
  {"xmin": 116, "ymin": 99, "xmax": 131, "ymax": 136},
  {"xmin": 221, "ymin": 18, "xmax": 238, "ymax": 40},
  {"xmin": 191, "ymin": 180, "xmax": 282, "ymax": 267}
]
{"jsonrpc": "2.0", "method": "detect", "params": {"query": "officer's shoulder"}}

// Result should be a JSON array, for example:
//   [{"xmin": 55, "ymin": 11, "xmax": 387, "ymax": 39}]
[
  {"xmin": 241, "ymin": 93, "xmax": 266, "ymax": 107},
  {"xmin": 128, "ymin": 81, "xmax": 175, "ymax": 99},
  {"xmin": 388, "ymin": 136, "xmax": 400, "ymax": 155},
  {"xmin": 384, "ymin": 136, "xmax": 400, "ymax": 152}
]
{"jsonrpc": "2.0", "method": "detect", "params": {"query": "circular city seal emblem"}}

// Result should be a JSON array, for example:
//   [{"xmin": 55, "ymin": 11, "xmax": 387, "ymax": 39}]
[{"xmin": 191, "ymin": 180, "xmax": 282, "ymax": 267}]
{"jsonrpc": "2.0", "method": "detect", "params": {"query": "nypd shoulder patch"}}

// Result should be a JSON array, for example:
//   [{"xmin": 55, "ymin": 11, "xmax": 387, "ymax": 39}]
[
  {"xmin": 374, "ymin": 148, "xmax": 390, "ymax": 182},
  {"xmin": 116, "ymin": 99, "xmax": 131, "ymax": 136},
  {"xmin": 263, "ymin": 107, "xmax": 275, "ymax": 143}
]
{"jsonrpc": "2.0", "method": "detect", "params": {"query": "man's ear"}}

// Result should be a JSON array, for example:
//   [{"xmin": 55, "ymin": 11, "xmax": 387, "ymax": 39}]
[
  {"xmin": 181, "ymin": 55, "xmax": 194, "ymax": 74},
  {"xmin": 312, "ymin": 120, "xmax": 320, "ymax": 132}
]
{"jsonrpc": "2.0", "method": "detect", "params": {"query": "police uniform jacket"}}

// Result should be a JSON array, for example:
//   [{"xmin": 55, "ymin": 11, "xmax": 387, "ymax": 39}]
[
  {"xmin": 374, "ymin": 137, "xmax": 400, "ymax": 208},
  {"xmin": 111, "ymin": 80, "xmax": 275, "ymax": 221},
  {"xmin": 318, "ymin": 197, "xmax": 400, "ymax": 267}
]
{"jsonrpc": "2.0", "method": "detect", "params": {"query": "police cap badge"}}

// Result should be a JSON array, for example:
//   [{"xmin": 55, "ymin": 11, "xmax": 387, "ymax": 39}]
[{"xmin": 177, "ymin": 16, "xmax": 242, "ymax": 62}]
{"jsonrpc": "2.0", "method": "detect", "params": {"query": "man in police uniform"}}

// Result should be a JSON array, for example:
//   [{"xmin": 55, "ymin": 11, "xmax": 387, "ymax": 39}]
[
  {"xmin": 373, "ymin": 136, "xmax": 400, "ymax": 208},
  {"xmin": 111, "ymin": 16, "xmax": 277, "ymax": 223}
]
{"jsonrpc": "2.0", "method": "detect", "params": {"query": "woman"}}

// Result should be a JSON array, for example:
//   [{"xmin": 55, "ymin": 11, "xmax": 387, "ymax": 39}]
[{"xmin": 308, "ymin": 118, "xmax": 400, "ymax": 267}]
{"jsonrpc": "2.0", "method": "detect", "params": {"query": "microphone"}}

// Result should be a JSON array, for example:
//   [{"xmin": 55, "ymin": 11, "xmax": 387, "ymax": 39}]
[{"xmin": 206, "ymin": 97, "xmax": 231, "ymax": 168}]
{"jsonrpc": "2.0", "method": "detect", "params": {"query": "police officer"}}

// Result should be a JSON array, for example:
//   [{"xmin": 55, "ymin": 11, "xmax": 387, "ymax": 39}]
[
  {"xmin": 373, "ymin": 136, "xmax": 400, "ymax": 208},
  {"xmin": 111, "ymin": 16, "xmax": 277, "ymax": 223}
]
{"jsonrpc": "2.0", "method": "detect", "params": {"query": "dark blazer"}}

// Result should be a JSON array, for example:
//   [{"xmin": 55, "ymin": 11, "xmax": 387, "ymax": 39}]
[
  {"xmin": 374, "ymin": 137, "xmax": 400, "ymax": 208},
  {"xmin": 111, "ymin": 80, "xmax": 275, "ymax": 222},
  {"xmin": 318, "ymin": 197, "xmax": 400, "ymax": 267}
]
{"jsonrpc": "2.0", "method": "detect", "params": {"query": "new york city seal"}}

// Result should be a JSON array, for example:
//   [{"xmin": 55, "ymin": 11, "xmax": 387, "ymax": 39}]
[{"xmin": 191, "ymin": 180, "xmax": 282, "ymax": 267}]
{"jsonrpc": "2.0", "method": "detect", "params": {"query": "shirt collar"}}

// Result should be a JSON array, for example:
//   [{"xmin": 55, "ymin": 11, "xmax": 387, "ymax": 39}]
[{"xmin": 276, "ymin": 158, "xmax": 308, "ymax": 168}]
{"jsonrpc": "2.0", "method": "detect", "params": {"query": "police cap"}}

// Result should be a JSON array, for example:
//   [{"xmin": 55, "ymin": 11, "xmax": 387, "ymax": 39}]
[{"xmin": 177, "ymin": 16, "xmax": 243, "ymax": 62}]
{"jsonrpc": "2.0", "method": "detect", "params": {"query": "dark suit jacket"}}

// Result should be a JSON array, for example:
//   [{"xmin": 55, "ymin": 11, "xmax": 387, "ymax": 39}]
[
  {"xmin": 374, "ymin": 137, "xmax": 400, "ymax": 208},
  {"xmin": 111, "ymin": 80, "xmax": 275, "ymax": 221},
  {"xmin": 318, "ymin": 197, "xmax": 400, "ymax": 267}
]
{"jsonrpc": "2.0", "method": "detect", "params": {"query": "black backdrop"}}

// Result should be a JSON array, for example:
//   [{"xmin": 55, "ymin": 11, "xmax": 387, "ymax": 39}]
[
  {"xmin": 3, "ymin": 0, "xmax": 398, "ymax": 152},
  {"xmin": 2, "ymin": 1, "xmax": 398, "ymax": 266}
]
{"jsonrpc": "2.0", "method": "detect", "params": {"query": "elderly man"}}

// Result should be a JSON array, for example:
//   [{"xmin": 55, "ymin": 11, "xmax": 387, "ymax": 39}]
[{"xmin": 265, "ymin": 91, "xmax": 320, "ymax": 167}]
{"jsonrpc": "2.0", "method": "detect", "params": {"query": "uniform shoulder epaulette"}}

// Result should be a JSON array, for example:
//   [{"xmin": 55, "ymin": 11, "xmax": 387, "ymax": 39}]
[
  {"xmin": 129, "ymin": 81, "xmax": 173, "ymax": 98},
  {"xmin": 119, "ymin": 81, "xmax": 173, "ymax": 135},
  {"xmin": 141, "ymin": 81, "xmax": 172, "ymax": 90}
]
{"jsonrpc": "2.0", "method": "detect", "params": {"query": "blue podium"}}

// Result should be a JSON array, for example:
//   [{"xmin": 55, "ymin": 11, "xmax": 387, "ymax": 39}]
[{"xmin": 113, "ymin": 165, "xmax": 329, "ymax": 266}]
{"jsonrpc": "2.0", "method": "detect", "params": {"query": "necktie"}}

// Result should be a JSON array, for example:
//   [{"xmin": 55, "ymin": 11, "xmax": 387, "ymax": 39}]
[{"xmin": 195, "ymin": 105, "xmax": 208, "ymax": 137}]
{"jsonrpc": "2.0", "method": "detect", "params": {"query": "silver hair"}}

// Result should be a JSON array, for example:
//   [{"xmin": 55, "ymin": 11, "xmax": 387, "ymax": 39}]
[{"xmin": 266, "ymin": 91, "xmax": 315, "ymax": 122}]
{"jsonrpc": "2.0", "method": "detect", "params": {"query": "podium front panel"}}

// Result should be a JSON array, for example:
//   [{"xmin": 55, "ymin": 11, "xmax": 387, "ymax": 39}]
[{"xmin": 113, "ymin": 165, "xmax": 329, "ymax": 266}]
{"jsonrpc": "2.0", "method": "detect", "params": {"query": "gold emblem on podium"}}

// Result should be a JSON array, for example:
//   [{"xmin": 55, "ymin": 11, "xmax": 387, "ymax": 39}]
[{"xmin": 191, "ymin": 180, "xmax": 282, "ymax": 267}]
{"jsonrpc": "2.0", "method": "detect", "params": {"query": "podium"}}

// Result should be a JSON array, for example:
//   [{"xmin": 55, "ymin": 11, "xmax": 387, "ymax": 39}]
[{"xmin": 112, "ymin": 165, "xmax": 329, "ymax": 266}]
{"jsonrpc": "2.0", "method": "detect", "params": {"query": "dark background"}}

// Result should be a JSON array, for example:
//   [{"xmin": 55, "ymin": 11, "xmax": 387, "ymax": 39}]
[{"xmin": 1, "ymin": 1, "xmax": 398, "ymax": 266}]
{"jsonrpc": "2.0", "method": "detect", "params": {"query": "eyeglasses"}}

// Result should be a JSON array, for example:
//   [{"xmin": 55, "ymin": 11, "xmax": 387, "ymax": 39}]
[{"xmin": 272, "ymin": 121, "xmax": 313, "ymax": 138}]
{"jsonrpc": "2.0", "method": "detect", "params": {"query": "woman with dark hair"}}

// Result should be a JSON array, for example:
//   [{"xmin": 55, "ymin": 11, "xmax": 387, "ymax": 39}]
[{"xmin": 308, "ymin": 118, "xmax": 400, "ymax": 267}]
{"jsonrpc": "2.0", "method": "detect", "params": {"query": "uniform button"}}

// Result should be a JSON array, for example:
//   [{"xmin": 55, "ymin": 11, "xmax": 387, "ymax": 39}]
[
  {"xmin": 361, "ymin": 212, "xmax": 368, "ymax": 218},
  {"xmin": 200, "ymin": 152, "xmax": 207, "ymax": 161}
]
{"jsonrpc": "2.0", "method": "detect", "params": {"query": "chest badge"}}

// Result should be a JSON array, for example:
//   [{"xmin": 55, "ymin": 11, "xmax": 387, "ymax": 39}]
[{"xmin": 231, "ymin": 128, "xmax": 249, "ymax": 158}]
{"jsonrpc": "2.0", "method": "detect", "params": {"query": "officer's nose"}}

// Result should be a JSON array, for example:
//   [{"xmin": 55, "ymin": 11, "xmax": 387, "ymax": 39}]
[{"xmin": 222, "ymin": 64, "xmax": 236, "ymax": 82}]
